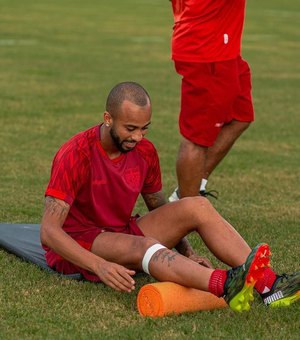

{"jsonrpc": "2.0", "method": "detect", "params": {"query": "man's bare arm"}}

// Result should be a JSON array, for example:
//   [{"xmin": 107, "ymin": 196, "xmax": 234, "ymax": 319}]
[
  {"xmin": 40, "ymin": 196, "xmax": 98, "ymax": 268},
  {"xmin": 42, "ymin": 196, "xmax": 69, "ymax": 225},
  {"xmin": 142, "ymin": 190, "xmax": 167, "ymax": 211},
  {"xmin": 174, "ymin": 236, "xmax": 212, "ymax": 267},
  {"xmin": 175, "ymin": 236, "xmax": 195, "ymax": 257},
  {"xmin": 40, "ymin": 196, "xmax": 136, "ymax": 292}
]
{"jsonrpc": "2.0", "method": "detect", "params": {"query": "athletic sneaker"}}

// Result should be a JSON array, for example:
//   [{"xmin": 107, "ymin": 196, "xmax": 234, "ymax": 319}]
[
  {"xmin": 261, "ymin": 272, "xmax": 300, "ymax": 307},
  {"xmin": 168, "ymin": 188, "xmax": 218, "ymax": 202},
  {"xmin": 224, "ymin": 243, "xmax": 271, "ymax": 312},
  {"xmin": 168, "ymin": 188, "xmax": 180, "ymax": 202}
]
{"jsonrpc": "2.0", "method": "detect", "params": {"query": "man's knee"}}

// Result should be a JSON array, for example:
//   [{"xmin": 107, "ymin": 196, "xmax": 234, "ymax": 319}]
[
  {"xmin": 179, "ymin": 196, "xmax": 211, "ymax": 210},
  {"xmin": 179, "ymin": 137, "xmax": 207, "ymax": 158},
  {"xmin": 129, "ymin": 237, "xmax": 167, "ymax": 274},
  {"xmin": 239, "ymin": 121, "xmax": 251, "ymax": 132},
  {"xmin": 132, "ymin": 236, "xmax": 164, "ymax": 268},
  {"xmin": 137, "ymin": 236, "xmax": 160, "ymax": 253},
  {"xmin": 141, "ymin": 242, "xmax": 167, "ymax": 274},
  {"xmin": 232, "ymin": 120, "xmax": 251, "ymax": 133}
]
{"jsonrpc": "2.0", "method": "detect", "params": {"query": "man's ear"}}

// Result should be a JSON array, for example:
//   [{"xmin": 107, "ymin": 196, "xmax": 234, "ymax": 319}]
[{"xmin": 104, "ymin": 111, "xmax": 113, "ymax": 127}]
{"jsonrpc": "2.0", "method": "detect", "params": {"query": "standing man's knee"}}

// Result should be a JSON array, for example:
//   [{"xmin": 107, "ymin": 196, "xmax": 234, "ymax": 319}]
[
  {"xmin": 239, "ymin": 121, "xmax": 251, "ymax": 132},
  {"xmin": 231, "ymin": 120, "xmax": 251, "ymax": 133},
  {"xmin": 178, "ymin": 137, "xmax": 207, "ymax": 158}
]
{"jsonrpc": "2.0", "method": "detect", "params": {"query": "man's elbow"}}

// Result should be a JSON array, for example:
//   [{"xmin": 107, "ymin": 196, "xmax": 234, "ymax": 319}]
[{"xmin": 40, "ymin": 223, "xmax": 53, "ymax": 247}]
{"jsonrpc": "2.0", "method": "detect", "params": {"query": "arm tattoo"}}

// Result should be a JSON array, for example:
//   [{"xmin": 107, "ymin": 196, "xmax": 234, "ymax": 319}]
[
  {"xmin": 44, "ymin": 196, "xmax": 69, "ymax": 221},
  {"xmin": 142, "ymin": 191, "xmax": 167, "ymax": 211},
  {"xmin": 151, "ymin": 249, "xmax": 177, "ymax": 268}
]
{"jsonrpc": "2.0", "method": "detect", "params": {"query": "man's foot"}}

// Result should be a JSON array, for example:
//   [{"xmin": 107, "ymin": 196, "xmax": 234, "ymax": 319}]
[
  {"xmin": 224, "ymin": 243, "xmax": 271, "ymax": 312},
  {"xmin": 168, "ymin": 188, "xmax": 218, "ymax": 202},
  {"xmin": 261, "ymin": 272, "xmax": 300, "ymax": 307}
]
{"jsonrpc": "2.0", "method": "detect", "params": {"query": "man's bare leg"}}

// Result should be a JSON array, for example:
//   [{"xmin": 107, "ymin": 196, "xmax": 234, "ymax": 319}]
[
  {"xmin": 176, "ymin": 120, "xmax": 250, "ymax": 198},
  {"xmin": 204, "ymin": 120, "xmax": 250, "ymax": 179},
  {"xmin": 176, "ymin": 137, "xmax": 207, "ymax": 198},
  {"xmin": 91, "ymin": 194, "xmax": 268, "ymax": 294},
  {"xmin": 138, "ymin": 196, "xmax": 251, "ymax": 267},
  {"xmin": 91, "ymin": 232, "xmax": 214, "ymax": 291}
]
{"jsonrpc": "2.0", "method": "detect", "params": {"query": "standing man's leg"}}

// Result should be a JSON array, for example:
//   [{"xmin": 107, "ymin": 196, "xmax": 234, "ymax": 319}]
[
  {"xmin": 171, "ymin": 57, "xmax": 254, "ymax": 199},
  {"xmin": 203, "ymin": 120, "xmax": 250, "ymax": 180},
  {"xmin": 202, "ymin": 57, "xmax": 254, "ymax": 190},
  {"xmin": 176, "ymin": 121, "xmax": 250, "ymax": 198},
  {"xmin": 204, "ymin": 57, "xmax": 254, "ymax": 191},
  {"xmin": 176, "ymin": 138, "xmax": 207, "ymax": 198}
]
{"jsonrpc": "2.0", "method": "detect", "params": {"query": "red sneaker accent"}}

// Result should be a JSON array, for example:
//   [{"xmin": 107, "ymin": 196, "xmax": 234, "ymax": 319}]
[
  {"xmin": 255, "ymin": 267, "xmax": 277, "ymax": 294},
  {"xmin": 245, "ymin": 244, "xmax": 271, "ymax": 286}
]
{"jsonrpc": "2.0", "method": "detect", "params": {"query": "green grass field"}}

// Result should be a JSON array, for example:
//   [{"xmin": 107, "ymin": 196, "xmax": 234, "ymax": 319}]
[{"xmin": 0, "ymin": 0, "xmax": 299, "ymax": 338}]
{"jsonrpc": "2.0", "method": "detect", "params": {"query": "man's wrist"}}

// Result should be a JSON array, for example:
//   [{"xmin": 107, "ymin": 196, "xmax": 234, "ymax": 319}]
[{"xmin": 175, "ymin": 237, "xmax": 195, "ymax": 257}]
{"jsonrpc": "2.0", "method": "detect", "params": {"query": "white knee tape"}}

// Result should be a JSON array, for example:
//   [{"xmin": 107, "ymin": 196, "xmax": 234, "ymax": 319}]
[{"xmin": 142, "ymin": 243, "xmax": 166, "ymax": 275}]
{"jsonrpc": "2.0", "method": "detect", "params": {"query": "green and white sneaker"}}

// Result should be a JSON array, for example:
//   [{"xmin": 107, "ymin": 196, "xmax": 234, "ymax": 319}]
[
  {"xmin": 224, "ymin": 243, "xmax": 271, "ymax": 312},
  {"xmin": 262, "ymin": 272, "xmax": 300, "ymax": 307}
]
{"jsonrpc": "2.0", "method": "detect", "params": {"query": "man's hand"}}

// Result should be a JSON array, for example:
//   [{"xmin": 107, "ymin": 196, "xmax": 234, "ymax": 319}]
[
  {"xmin": 175, "ymin": 237, "xmax": 214, "ymax": 268},
  {"xmin": 95, "ymin": 260, "xmax": 136, "ymax": 293},
  {"xmin": 188, "ymin": 254, "xmax": 214, "ymax": 268}
]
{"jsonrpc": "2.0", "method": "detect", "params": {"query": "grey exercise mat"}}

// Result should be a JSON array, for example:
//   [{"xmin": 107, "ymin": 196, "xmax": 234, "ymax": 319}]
[{"xmin": 0, "ymin": 223, "xmax": 83, "ymax": 280}]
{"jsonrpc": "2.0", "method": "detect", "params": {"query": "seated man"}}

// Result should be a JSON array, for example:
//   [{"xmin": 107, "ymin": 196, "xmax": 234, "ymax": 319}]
[{"xmin": 41, "ymin": 82, "xmax": 299, "ymax": 312}]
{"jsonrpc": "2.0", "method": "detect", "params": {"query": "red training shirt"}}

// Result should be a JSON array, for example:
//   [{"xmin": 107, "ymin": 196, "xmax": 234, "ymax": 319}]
[
  {"xmin": 171, "ymin": 0, "xmax": 246, "ymax": 62},
  {"xmin": 45, "ymin": 124, "xmax": 162, "ymax": 234}
]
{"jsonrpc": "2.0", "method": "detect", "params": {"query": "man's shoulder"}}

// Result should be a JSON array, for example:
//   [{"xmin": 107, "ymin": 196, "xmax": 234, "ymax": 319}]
[
  {"xmin": 56, "ymin": 125, "xmax": 99, "ymax": 159},
  {"xmin": 136, "ymin": 138, "xmax": 157, "ymax": 153},
  {"xmin": 135, "ymin": 138, "xmax": 159, "ymax": 164},
  {"xmin": 71, "ymin": 125, "xmax": 98, "ymax": 146}
]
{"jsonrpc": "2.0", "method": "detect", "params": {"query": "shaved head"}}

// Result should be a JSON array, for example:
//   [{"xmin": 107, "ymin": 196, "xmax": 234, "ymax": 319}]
[{"xmin": 106, "ymin": 82, "xmax": 151, "ymax": 117}]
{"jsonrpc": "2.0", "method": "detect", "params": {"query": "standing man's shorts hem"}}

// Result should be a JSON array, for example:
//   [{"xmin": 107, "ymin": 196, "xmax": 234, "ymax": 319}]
[
  {"xmin": 175, "ymin": 56, "xmax": 255, "ymax": 147},
  {"xmin": 43, "ymin": 215, "xmax": 144, "ymax": 282}
]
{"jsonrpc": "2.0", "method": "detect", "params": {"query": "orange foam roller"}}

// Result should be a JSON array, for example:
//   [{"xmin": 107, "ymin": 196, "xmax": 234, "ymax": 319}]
[{"xmin": 137, "ymin": 282, "xmax": 227, "ymax": 317}]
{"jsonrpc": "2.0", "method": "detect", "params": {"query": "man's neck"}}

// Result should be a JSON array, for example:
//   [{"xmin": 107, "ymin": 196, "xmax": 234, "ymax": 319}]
[{"xmin": 99, "ymin": 124, "xmax": 122, "ymax": 160}]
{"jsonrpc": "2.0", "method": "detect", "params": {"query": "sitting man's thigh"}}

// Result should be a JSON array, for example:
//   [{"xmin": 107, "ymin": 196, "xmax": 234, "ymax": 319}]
[
  {"xmin": 137, "ymin": 197, "xmax": 206, "ymax": 247},
  {"xmin": 91, "ymin": 232, "xmax": 157, "ymax": 269}
]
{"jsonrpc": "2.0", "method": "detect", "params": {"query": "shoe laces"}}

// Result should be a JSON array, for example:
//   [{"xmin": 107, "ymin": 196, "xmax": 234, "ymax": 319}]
[
  {"xmin": 200, "ymin": 190, "xmax": 219, "ymax": 199},
  {"xmin": 175, "ymin": 189, "xmax": 219, "ymax": 199},
  {"xmin": 276, "ymin": 273, "xmax": 289, "ymax": 283},
  {"xmin": 226, "ymin": 265, "xmax": 243, "ymax": 281}
]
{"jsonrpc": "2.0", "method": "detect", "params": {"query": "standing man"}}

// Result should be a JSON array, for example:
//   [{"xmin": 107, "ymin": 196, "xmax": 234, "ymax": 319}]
[
  {"xmin": 168, "ymin": 0, "xmax": 254, "ymax": 200},
  {"xmin": 41, "ymin": 82, "xmax": 299, "ymax": 311}
]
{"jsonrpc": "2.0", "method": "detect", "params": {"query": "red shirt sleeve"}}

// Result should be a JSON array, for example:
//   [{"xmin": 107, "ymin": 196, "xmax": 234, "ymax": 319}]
[
  {"xmin": 45, "ymin": 139, "xmax": 90, "ymax": 205},
  {"xmin": 137, "ymin": 139, "xmax": 162, "ymax": 194}
]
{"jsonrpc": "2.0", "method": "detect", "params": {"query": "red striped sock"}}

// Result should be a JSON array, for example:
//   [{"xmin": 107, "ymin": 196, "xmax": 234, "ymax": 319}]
[
  {"xmin": 208, "ymin": 269, "xmax": 227, "ymax": 297},
  {"xmin": 254, "ymin": 267, "xmax": 277, "ymax": 294}
]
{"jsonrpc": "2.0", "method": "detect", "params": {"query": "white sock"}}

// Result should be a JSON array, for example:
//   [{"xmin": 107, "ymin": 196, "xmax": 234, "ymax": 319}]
[{"xmin": 200, "ymin": 178, "xmax": 208, "ymax": 192}]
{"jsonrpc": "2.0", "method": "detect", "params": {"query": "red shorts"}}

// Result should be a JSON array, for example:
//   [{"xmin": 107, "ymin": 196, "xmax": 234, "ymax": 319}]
[
  {"xmin": 175, "ymin": 56, "xmax": 254, "ymax": 147},
  {"xmin": 44, "ymin": 216, "xmax": 144, "ymax": 282}
]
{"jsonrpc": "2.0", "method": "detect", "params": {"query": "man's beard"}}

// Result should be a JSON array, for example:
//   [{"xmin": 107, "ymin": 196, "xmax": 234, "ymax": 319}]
[{"xmin": 109, "ymin": 127, "xmax": 136, "ymax": 153}]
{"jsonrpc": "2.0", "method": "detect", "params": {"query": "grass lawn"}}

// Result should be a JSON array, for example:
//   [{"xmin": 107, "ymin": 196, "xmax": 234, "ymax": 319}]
[{"xmin": 0, "ymin": 0, "xmax": 299, "ymax": 338}]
